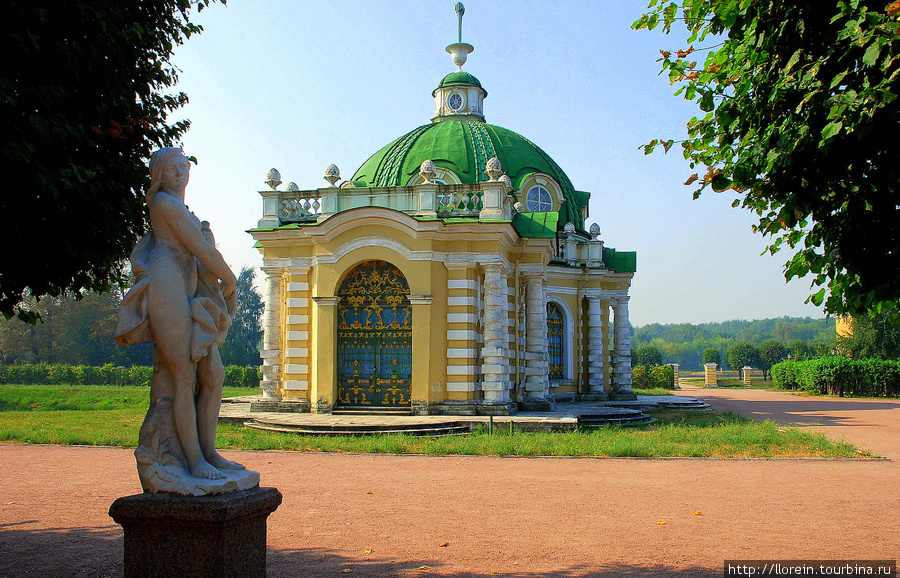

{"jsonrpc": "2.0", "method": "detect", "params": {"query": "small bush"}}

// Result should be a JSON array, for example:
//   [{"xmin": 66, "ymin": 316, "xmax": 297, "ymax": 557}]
[
  {"xmin": 632, "ymin": 364, "xmax": 674, "ymax": 390},
  {"xmin": 0, "ymin": 363, "xmax": 261, "ymax": 388},
  {"xmin": 771, "ymin": 357, "xmax": 900, "ymax": 397}
]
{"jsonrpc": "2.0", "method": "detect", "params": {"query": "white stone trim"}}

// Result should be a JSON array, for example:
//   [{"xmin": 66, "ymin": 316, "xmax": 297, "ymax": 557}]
[
  {"xmin": 446, "ymin": 381, "xmax": 477, "ymax": 392},
  {"xmin": 286, "ymin": 314, "xmax": 309, "ymax": 325},
  {"xmin": 447, "ymin": 313, "xmax": 477, "ymax": 324},
  {"xmin": 447, "ymin": 279, "xmax": 477, "ymax": 291},
  {"xmin": 284, "ymin": 380, "xmax": 308, "ymax": 391},
  {"xmin": 286, "ymin": 330, "xmax": 309, "ymax": 341},
  {"xmin": 287, "ymin": 282, "xmax": 309, "ymax": 292},
  {"xmin": 447, "ymin": 365, "xmax": 477, "ymax": 376},
  {"xmin": 547, "ymin": 286, "xmax": 579, "ymax": 295},
  {"xmin": 447, "ymin": 296, "xmax": 476, "ymax": 307},
  {"xmin": 447, "ymin": 348, "xmax": 476, "ymax": 358},
  {"xmin": 286, "ymin": 297, "xmax": 308, "ymax": 308},
  {"xmin": 447, "ymin": 329, "xmax": 477, "ymax": 341},
  {"xmin": 284, "ymin": 364, "xmax": 308, "ymax": 374},
  {"xmin": 285, "ymin": 348, "xmax": 308, "ymax": 358}
]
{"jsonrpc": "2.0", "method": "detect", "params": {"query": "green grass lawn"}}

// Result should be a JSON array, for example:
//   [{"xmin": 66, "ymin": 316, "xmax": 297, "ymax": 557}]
[{"xmin": 0, "ymin": 384, "xmax": 873, "ymax": 458}]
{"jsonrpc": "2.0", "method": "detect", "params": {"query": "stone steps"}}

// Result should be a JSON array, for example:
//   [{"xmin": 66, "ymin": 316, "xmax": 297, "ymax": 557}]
[
  {"xmin": 577, "ymin": 408, "xmax": 653, "ymax": 427},
  {"xmin": 244, "ymin": 419, "xmax": 471, "ymax": 437},
  {"xmin": 332, "ymin": 406, "xmax": 413, "ymax": 417}
]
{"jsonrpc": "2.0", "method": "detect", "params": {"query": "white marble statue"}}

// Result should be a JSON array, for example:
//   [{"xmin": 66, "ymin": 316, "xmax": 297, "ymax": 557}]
[{"xmin": 115, "ymin": 147, "xmax": 259, "ymax": 496}]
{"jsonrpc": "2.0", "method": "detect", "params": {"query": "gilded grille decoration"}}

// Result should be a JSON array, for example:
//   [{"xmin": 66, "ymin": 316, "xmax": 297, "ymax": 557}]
[
  {"xmin": 337, "ymin": 261, "xmax": 412, "ymax": 407},
  {"xmin": 547, "ymin": 302, "xmax": 564, "ymax": 380}
]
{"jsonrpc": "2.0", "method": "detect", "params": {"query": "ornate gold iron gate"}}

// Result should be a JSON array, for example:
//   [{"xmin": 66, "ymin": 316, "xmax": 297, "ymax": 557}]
[{"xmin": 337, "ymin": 261, "xmax": 412, "ymax": 407}]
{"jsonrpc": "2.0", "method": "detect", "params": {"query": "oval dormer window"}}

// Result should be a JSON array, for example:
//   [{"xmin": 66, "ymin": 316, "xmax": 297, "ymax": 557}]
[
  {"xmin": 447, "ymin": 92, "xmax": 464, "ymax": 112},
  {"xmin": 526, "ymin": 186, "xmax": 553, "ymax": 212}
]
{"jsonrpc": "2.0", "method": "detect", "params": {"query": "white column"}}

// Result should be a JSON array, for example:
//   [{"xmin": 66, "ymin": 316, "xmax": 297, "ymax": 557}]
[
  {"xmin": 587, "ymin": 295, "xmax": 605, "ymax": 393},
  {"xmin": 260, "ymin": 266, "xmax": 284, "ymax": 400},
  {"xmin": 613, "ymin": 295, "xmax": 633, "ymax": 394},
  {"xmin": 481, "ymin": 263, "xmax": 509, "ymax": 403},
  {"xmin": 524, "ymin": 272, "xmax": 549, "ymax": 400}
]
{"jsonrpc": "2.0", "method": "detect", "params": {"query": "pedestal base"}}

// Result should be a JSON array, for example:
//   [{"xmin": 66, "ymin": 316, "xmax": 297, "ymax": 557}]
[{"xmin": 109, "ymin": 487, "xmax": 282, "ymax": 578}]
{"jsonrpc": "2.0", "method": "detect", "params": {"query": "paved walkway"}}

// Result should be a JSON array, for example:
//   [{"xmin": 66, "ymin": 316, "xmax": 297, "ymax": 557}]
[
  {"xmin": 675, "ymin": 383, "xmax": 900, "ymax": 459},
  {"xmin": 2, "ymin": 388, "xmax": 898, "ymax": 577}
]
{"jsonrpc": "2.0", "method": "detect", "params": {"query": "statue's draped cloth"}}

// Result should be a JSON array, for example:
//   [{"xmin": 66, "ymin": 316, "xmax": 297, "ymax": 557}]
[{"xmin": 115, "ymin": 232, "xmax": 234, "ymax": 361}]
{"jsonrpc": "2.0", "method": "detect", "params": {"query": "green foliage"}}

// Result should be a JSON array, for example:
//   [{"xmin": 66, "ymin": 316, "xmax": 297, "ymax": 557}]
[
  {"xmin": 837, "ymin": 313, "xmax": 900, "ymax": 360},
  {"xmin": 632, "ymin": 364, "xmax": 675, "ymax": 389},
  {"xmin": 634, "ymin": 1, "xmax": 900, "ymax": 320},
  {"xmin": 1, "ymin": 0, "xmax": 224, "ymax": 321},
  {"xmin": 633, "ymin": 317, "xmax": 833, "ymax": 370},
  {"xmin": 634, "ymin": 344, "xmax": 665, "ymax": 366},
  {"xmin": 772, "ymin": 357, "xmax": 900, "ymax": 397},
  {"xmin": 757, "ymin": 339, "xmax": 787, "ymax": 379},
  {"xmin": 701, "ymin": 347, "xmax": 721, "ymax": 367},
  {"xmin": 219, "ymin": 267, "xmax": 264, "ymax": 366},
  {"xmin": 725, "ymin": 341, "xmax": 760, "ymax": 372},
  {"xmin": 0, "ymin": 363, "xmax": 261, "ymax": 387},
  {"xmin": 788, "ymin": 339, "xmax": 813, "ymax": 360}
]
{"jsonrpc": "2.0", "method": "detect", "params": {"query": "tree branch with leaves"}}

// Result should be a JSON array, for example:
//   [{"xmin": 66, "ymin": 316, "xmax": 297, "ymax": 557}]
[{"xmin": 634, "ymin": 0, "xmax": 900, "ymax": 320}]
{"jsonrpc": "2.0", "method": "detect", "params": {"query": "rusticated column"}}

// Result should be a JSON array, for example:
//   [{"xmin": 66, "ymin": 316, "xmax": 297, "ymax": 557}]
[
  {"xmin": 587, "ymin": 295, "xmax": 605, "ymax": 394},
  {"xmin": 523, "ymin": 272, "xmax": 549, "ymax": 400},
  {"xmin": 259, "ymin": 266, "xmax": 284, "ymax": 400},
  {"xmin": 481, "ymin": 263, "xmax": 509, "ymax": 403},
  {"xmin": 612, "ymin": 295, "xmax": 634, "ymax": 397}
]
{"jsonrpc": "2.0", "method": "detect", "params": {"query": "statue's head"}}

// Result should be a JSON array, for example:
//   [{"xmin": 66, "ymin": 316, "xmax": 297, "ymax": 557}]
[{"xmin": 147, "ymin": 147, "xmax": 189, "ymax": 202}]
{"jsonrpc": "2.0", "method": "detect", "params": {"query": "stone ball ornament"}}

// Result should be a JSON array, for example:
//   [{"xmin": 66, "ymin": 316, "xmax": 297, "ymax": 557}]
[
  {"xmin": 564, "ymin": 221, "xmax": 576, "ymax": 238},
  {"xmin": 265, "ymin": 168, "xmax": 282, "ymax": 190},
  {"xmin": 419, "ymin": 159, "xmax": 437, "ymax": 184},
  {"xmin": 324, "ymin": 164, "xmax": 341, "ymax": 187},
  {"xmin": 484, "ymin": 156, "xmax": 503, "ymax": 181},
  {"xmin": 590, "ymin": 223, "xmax": 601, "ymax": 239},
  {"xmin": 499, "ymin": 174, "xmax": 512, "ymax": 192},
  {"xmin": 286, "ymin": 182, "xmax": 300, "ymax": 193}
]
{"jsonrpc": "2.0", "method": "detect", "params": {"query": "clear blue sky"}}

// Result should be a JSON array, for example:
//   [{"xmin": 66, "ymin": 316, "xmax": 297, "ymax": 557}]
[{"xmin": 171, "ymin": 0, "xmax": 825, "ymax": 327}]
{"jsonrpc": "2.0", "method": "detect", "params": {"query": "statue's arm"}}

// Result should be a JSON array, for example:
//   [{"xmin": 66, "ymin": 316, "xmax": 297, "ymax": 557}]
[{"xmin": 152, "ymin": 196, "xmax": 237, "ymax": 298}]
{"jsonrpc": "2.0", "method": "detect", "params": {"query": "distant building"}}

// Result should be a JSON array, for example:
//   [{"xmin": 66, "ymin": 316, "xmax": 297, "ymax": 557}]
[{"xmin": 249, "ymin": 5, "xmax": 636, "ymax": 415}]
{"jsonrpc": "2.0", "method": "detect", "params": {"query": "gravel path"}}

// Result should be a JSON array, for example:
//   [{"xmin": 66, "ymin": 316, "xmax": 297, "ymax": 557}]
[{"xmin": 2, "ymin": 389, "xmax": 898, "ymax": 577}]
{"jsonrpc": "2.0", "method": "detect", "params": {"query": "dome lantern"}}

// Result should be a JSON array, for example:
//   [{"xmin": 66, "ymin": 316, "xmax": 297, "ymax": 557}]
[{"xmin": 432, "ymin": 3, "xmax": 486, "ymax": 123}]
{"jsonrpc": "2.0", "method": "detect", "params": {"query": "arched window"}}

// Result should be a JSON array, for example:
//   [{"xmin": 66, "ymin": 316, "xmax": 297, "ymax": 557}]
[
  {"xmin": 547, "ymin": 302, "xmax": 564, "ymax": 380},
  {"xmin": 526, "ymin": 186, "xmax": 553, "ymax": 212}
]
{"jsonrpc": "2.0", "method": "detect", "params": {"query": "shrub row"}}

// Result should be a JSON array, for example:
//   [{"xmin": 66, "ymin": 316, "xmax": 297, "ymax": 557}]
[
  {"xmin": 771, "ymin": 357, "xmax": 900, "ymax": 397},
  {"xmin": 631, "ymin": 364, "xmax": 675, "ymax": 390},
  {"xmin": 0, "ymin": 363, "xmax": 262, "ymax": 388}
]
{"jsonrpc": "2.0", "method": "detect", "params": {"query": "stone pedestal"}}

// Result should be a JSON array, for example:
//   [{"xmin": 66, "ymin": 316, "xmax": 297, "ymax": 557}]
[{"xmin": 109, "ymin": 487, "xmax": 282, "ymax": 578}]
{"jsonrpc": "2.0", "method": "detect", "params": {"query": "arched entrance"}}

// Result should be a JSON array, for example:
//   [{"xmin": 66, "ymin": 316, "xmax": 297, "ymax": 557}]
[{"xmin": 336, "ymin": 260, "xmax": 412, "ymax": 407}]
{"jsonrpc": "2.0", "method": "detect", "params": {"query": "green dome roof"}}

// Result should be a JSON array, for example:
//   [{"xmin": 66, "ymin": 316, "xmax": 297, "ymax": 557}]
[
  {"xmin": 434, "ymin": 71, "xmax": 485, "ymax": 95},
  {"xmin": 350, "ymin": 120, "xmax": 584, "ymax": 230}
]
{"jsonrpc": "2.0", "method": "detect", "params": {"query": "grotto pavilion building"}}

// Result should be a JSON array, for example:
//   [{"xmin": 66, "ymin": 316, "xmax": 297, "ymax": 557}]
[{"xmin": 248, "ymin": 15, "xmax": 637, "ymax": 415}]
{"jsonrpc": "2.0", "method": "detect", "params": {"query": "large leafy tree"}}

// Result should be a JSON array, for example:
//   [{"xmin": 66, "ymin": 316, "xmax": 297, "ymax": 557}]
[
  {"xmin": 1, "ymin": 0, "xmax": 222, "ymax": 322},
  {"xmin": 634, "ymin": 344, "xmax": 665, "ymax": 366},
  {"xmin": 757, "ymin": 339, "xmax": 787, "ymax": 379},
  {"xmin": 837, "ymin": 313, "xmax": 900, "ymax": 359},
  {"xmin": 219, "ymin": 267, "xmax": 264, "ymax": 366},
  {"xmin": 634, "ymin": 1, "xmax": 900, "ymax": 319},
  {"xmin": 725, "ymin": 341, "xmax": 760, "ymax": 372}
]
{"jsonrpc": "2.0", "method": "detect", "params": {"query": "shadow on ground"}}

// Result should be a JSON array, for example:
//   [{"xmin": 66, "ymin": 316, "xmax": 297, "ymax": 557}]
[
  {"xmin": 690, "ymin": 394, "xmax": 900, "ymax": 429},
  {"xmin": 268, "ymin": 548, "xmax": 719, "ymax": 577},
  {"xmin": 0, "ymin": 524, "xmax": 718, "ymax": 577},
  {"xmin": 0, "ymin": 523, "xmax": 122, "ymax": 577}
]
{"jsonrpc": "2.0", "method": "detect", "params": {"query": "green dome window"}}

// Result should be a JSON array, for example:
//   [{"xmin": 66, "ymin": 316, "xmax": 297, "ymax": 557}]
[
  {"xmin": 526, "ymin": 186, "xmax": 552, "ymax": 212},
  {"xmin": 447, "ymin": 92, "xmax": 464, "ymax": 112}
]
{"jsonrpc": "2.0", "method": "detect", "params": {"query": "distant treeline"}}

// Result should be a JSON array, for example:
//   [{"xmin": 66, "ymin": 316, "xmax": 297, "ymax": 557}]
[{"xmin": 632, "ymin": 316, "xmax": 836, "ymax": 371}]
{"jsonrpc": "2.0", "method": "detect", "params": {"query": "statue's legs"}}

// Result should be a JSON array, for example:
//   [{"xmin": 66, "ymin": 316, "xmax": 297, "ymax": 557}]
[{"xmin": 196, "ymin": 346, "xmax": 245, "ymax": 470}]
